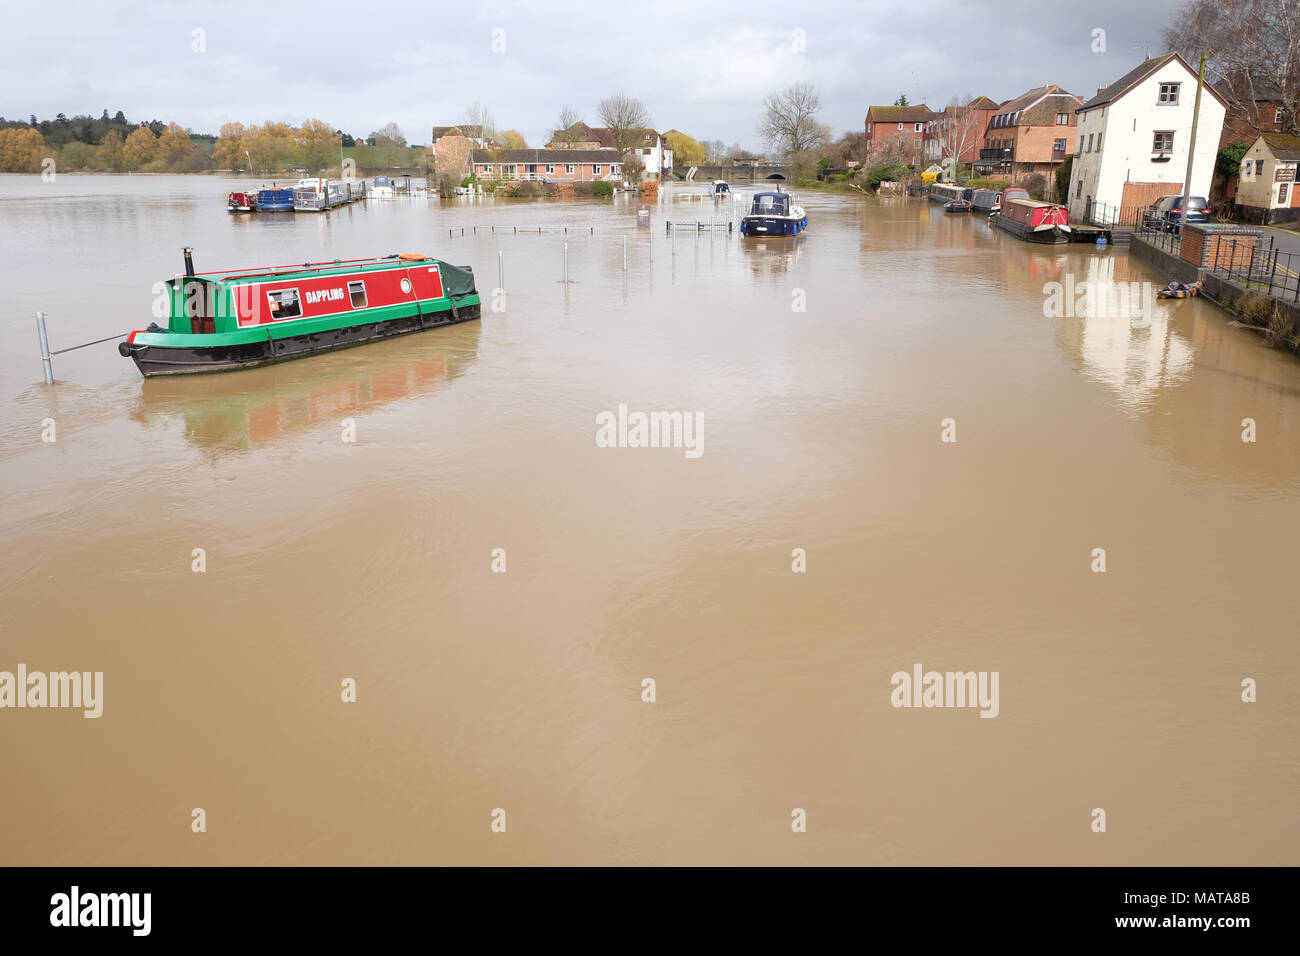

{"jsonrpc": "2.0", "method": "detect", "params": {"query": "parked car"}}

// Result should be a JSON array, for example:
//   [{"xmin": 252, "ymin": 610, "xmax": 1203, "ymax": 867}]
[{"xmin": 1147, "ymin": 195, "xmax": 1212, "ymax": 234}]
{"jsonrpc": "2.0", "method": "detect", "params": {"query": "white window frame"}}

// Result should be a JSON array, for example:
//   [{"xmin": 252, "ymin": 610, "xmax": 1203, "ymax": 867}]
[
  {"xmin": 593, "ymin": 164, "xmax": 602, "ymax": 175},
  {"xmin": 565, "ymin": 163, "xmax": 574, "ymax": 174},
  {"xmin": 898, "ymin": 123, "xmax": 904, "ymax": 130},
  {"xmin": 546, "ymin": 164, "xmax": 555, "ymax": 174},
  {"xmin": 1153, "ymin": 131, "xmax": 1174, "ymax": 153},
  {"xmin": 1158, "ymin": 83, "xmax": 1180, "ymax": 105},
  {"xmin": 348, "ymin": 280, "xmax": 366, "ymax": 310},
  {"xmin": 914, "ymin": 123, "xmax": 923, "ymax": 132}
]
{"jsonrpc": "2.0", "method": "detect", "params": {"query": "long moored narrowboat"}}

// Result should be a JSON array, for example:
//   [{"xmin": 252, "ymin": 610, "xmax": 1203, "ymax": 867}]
[
  {"xmin": 119, "ymin": 249, "xmax": 481, "ymax": 376},
  {"xmin": 989, "ymin": 199, "xmax": 1070, "ymax": 243},
  {"xmin": 255, "ymin": 186, "xmax": 295, "ymax": 211}
]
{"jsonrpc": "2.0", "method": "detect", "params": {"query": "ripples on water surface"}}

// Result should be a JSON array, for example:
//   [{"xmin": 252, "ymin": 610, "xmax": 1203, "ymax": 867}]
[{"xmin": 1, "ymin": 175, "xmax": 1297, "ymax": 864}]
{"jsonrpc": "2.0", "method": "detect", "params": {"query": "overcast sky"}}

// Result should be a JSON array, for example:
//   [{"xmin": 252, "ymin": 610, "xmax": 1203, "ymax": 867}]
[{"xmin": 1, "ymin": 0, "xmax": 1182, "ymax": 149}]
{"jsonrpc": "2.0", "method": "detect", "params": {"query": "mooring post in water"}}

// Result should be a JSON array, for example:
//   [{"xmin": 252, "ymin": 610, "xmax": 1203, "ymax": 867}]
[
  {"xmin": 35, "ymin": 311, "xmax": 53, "ymax": 385},
  {"xmin": 623, "ymin": 236, "xmax": 628, "ymax": 273},
  {"xmin": 498, "ymin": 250, "xmax": 505, "ymax": 292},
  {"xmin": 563, "ymin": 242, "xmax": 569, "ymax": 283}
]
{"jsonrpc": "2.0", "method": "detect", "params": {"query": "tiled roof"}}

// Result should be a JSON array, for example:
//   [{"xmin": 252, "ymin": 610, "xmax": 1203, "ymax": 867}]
[
  {"xmin": 967, "ymin": 96, "xmax": 999, "ymax": 109},
  {"xmin": 1261, "ymin": 132, "xmax": 1300, "ymax": 161},
  {"xmin": 432, "ymin": 125, "xmax": 484, "ymax": 139},
  {"xmin": 866, "ymin": 105, "xmax": 938, "ymax": 123},
  {"xmin": 1080, "ymin": 52, "xmax": 1228, "ymax": 111}
]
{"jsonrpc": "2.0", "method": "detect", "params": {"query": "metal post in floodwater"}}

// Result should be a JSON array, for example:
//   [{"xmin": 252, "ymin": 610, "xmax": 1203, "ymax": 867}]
[
  {"xmin": 623, "ymin": 236, "xmax": 628, "ymax": 273},
  {"xmin": 563, "ymin": 242, "xmax": 569, "ymax": 283},
  {"xmin": 498, "ymin": 250, "xmax": 505, "ymax": 292},
  {"xmin": 36, "ymin": 311, "xmax": 53, "ymax": 385}
]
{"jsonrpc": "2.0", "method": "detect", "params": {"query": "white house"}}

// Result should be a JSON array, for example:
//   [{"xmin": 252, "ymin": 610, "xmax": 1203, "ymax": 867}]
[
  {"xmin": 1068, "ymin": 52, "xmax": 1227, "ymax": 225},
  {"xmin": 1234, "ymin": 133, "xmax": 1300, "ymax": 224}
]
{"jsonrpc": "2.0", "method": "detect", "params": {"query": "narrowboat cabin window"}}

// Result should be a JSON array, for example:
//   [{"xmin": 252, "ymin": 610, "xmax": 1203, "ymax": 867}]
[
  {"xmin": 348, "ymin": 281, "xmax": 367, "ymax": 309},
  {"xmin": 267, "ymin": 288, "xmax": 301, "ymax": 320},
  {"xmin": 1158, "ymin": 83, "xmax": 1180, "ymax": 104}
]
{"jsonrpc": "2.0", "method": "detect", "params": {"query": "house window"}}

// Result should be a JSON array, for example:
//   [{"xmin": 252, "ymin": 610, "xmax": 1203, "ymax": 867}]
[
  {"xmin": 914, "ymin": 123, "xmax": 923, "ymax": 132},
  {"xmin": 1076, "ymin": 179, "xmax": 1083, "ymax": 198},
  {"xmin": 1281, "ymin": 183, "xmax": 1290, "ymax": 205},
  {"xmin": 898, "ymin": 123, "xmax": 904, "ymax": 130},
  {"xmin": 565, "ymin": 164, "xmax": 575, "ymax": 174},
  {"xmin": 612, "ymin": 164, "xmax": 620, "ymax": 173},
  {"xmin": 1056, "ymin": 112, "xmax": 1069, "ymax": 124},
  {"xmin": 1158, "ymin": 83, "xmax": 1180, "ymax": 104},
  {"xmin": 1254, "ymin": 159, "xmax": 1264, "ymax": 176},
  {"xmin": 867, "ymin": 123, "xmax": 872, "ymax": 133},
  {"xmin": 266, "ymin": 288, "xmax": 301, "ymax": 320},
  {"xmin": 1153, "ymin": 131, "xmax": 1174, "ymax": 153},
  {"xmin": 1087, "ymin": 133, "xmax": 1094, "ymax": 152},
  {"xmin": 1053, "ymin": 138, "xmax": 1066, "ymax": 152},
  {"xmin": 348, "ymin": 280, "xmax": 366, "ymax": 309},
  {"xmin": 546, "ymin": 164, "xmax": 555, "ymax": 174},
  {"xmin": 1275, "ymin": 108, "xmax": 1284, "ymax": 125},
  {"xmin": 1078, "ymin": 135, "xmax": 1084, "ymax": 152},
  {"xmin": 593, "ymin": 164, "xmax": 602, "ymax": 175},
  {"xmin": 643, "ymin": 148, "xmax": 652, "ymax": 155}
]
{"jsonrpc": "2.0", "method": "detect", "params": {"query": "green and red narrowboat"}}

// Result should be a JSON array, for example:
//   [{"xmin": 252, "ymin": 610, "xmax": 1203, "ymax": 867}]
[{"xmin": 120, "ymin": 249, "xmax": 481, "ymax": 376}]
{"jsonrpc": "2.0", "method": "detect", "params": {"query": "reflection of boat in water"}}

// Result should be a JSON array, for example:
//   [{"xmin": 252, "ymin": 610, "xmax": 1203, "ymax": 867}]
[
  {"xmin": 739, "ymin": 191, "xmax": 808, "ymax": 236},
  {"xmin": 131, "ymin": 320, "xmax": 481, "ymax": 452}
]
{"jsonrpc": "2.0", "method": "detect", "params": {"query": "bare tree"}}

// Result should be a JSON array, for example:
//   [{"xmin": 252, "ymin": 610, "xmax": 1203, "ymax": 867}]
[
  {"xmin": 596, "ymin": 93, "xmax": 652, "ymax": 156},
  {"xmin": 937, "ymin": 96, "xmax": 987, "ymax": 169},
  {"xmin": 1164, "ymin": 0, "xmax": 1299, "ymax": 135},
  {"xmin": 758, "ymin": 82, "xmax": 830, "ymax": 158},
  {"xmin": 460, "ymin": 102, "xmax": 497, "ymax": 144},
  {"xmin": 554, "ymin": 106, "xmax": 584, "ymax": 144}
]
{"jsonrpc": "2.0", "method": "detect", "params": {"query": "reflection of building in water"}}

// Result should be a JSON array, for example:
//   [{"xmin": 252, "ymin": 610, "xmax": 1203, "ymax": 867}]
[
  {"xmin": 1059, "ymin": 254, "xmax": 1192, "ymax": 411},
  {"xmin": 132, "ymin": 322, "xmax": 481, "ymax": 452},
  {"xmin": 1054, "ymin": 253, "xmax": 1300, "ymax": 486}
]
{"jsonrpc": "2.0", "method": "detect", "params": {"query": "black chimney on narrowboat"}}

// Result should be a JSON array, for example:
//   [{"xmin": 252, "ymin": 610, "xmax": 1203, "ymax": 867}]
[{"xmin": 183, "ymin": 247, "xmax": 195, "ymax": 277}]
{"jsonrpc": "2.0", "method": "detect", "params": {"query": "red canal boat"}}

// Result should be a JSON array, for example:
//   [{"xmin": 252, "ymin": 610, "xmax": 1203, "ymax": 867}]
[
  {"xmin": 989, "ymin": 198, "xmax": 1070, "ymax": 244},
  {"xmin": 227, "ymin": 191, "xmax": 257, "ymax": 213}
]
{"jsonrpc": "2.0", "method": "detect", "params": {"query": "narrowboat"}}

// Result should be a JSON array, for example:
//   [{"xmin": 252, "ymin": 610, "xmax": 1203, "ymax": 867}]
[
  {"xmin": 971, "ymin": 188, "xmax": 1003, "ymax": 213},
  {"xmin": 255, "ymin": 186, "xmax": 295, "ymax": 212},
  {"xmin": 227, "ymin": 191, "xmax": 257, "ymax": 213},
  {"xmin": 989, "ymin": 199, "xmax": 1071, "ymax": 243},
  {"xmin": 928, "ymin": 183, "xmax": 967, "ymax": 204},
  {"xmin": 119, "ymin": 248, "xmax": 481, "ymax": 377},
  {"xmin": 739, "ymin": 191, "xmax": 808, "ymax": 236}
]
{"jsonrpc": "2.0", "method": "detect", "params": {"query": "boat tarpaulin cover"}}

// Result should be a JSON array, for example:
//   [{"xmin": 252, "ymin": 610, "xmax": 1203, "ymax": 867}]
[{"xmin": 439, "ymin": 261, "xmax": 477, "ymax": 298}]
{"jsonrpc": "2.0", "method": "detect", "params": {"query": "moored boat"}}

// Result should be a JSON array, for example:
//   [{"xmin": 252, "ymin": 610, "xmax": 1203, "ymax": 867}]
[
  {"xmin": 944, "ymin": 200, "xmax": 973, "ymax": 212},
  {"xmin": 227, "ymin": 191, "xmax": 257, "ymax": 213},
  {"xmin": 989, "ymin": 198, "xmax": 1071, "ymax": 243},
  {"xmin": 928, "ymin": 183, "xmax": 969, "ymax": 204},
  {"xmin": 739, "ymin": 191, "xmax": 808, "ymax": 237},
  {"xmin": 712, "ymin": 180, "xmax": 730, "ymax": 200},
  {"xmin": 971, "ymin": 188, "xmax": 1003, "ymax": 213},
  {"xmin": 119, "ymin": 248, "xmax": 481, "ymax": 376},
  {"xmin": 255, "ymin": 186, "xmax": 295, "ymax": 211}
]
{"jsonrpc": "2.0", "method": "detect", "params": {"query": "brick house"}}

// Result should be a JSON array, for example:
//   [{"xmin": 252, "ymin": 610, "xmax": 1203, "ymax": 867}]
[
  {"xmin": 972, "ymin": 85, "xmax": 1081, "ymax": 188},
  {"xmin": 1220, "ymin": 97, "xmax": 1289, "ymax": 147},
  {"xmin": 864, "ymin": 105, "xmax": 939, "ymax": 165},
  {"xmin": 469, "ymin": 148, "xmax": 622, "ymax": 182},
  {"xmin": 546, "ymin": 124, "xmax": 672, "ymax": 177},
  {"xmin": 923, "ymin": 95, "xmax": 999, "ymax": 165}
]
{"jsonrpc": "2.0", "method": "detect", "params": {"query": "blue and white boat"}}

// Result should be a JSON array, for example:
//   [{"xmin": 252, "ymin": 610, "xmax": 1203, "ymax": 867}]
[
  {"xmin": 255, "ymin": 186, "xmax": 295, "ymax": 211},
  {"xmin": 739, "ymin": 191, "xmax": 807, "ymax": 237}
]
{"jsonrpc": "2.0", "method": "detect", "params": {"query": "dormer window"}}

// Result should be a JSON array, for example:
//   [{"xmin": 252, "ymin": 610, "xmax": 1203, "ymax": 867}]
[{"xmin": 1158, "ymin": 83, "xmax": 1180, "ymax": 104}]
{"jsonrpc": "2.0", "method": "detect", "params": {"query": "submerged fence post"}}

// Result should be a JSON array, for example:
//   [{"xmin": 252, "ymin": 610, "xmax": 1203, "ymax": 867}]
[
  {"xmin": 563, "ymin": 242, "xmax": 569, "ymax": 283},
  {"xmin": 36, "ymin": 311, "xmax": 53, "ymax": 385},
  {"xmin": 623, "ymin": 236, "xmax": 628, "ymax": 273},
  {"xmin": 498, "ymin": 250, "xmax": 505, "ymax": 292}
]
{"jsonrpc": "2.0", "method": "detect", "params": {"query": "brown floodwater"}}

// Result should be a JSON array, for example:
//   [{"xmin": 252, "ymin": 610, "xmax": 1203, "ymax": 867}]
[{"xmin": 1, "ymin": 175, "xmax": 1297, "ymax": 865}]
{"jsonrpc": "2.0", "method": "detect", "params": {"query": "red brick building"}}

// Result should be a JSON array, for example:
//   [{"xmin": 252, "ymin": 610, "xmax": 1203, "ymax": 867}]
[
  {"xmin": 864, "ymin": 105, "xmax": 939, "ymax": 165},
  {"xmin": 469, "ymin": 148, "xmax": 622, "ymax": 182},
  {"xmin": 972, "ymin": 85, "xmax": 1082, "ymax": 186}
]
